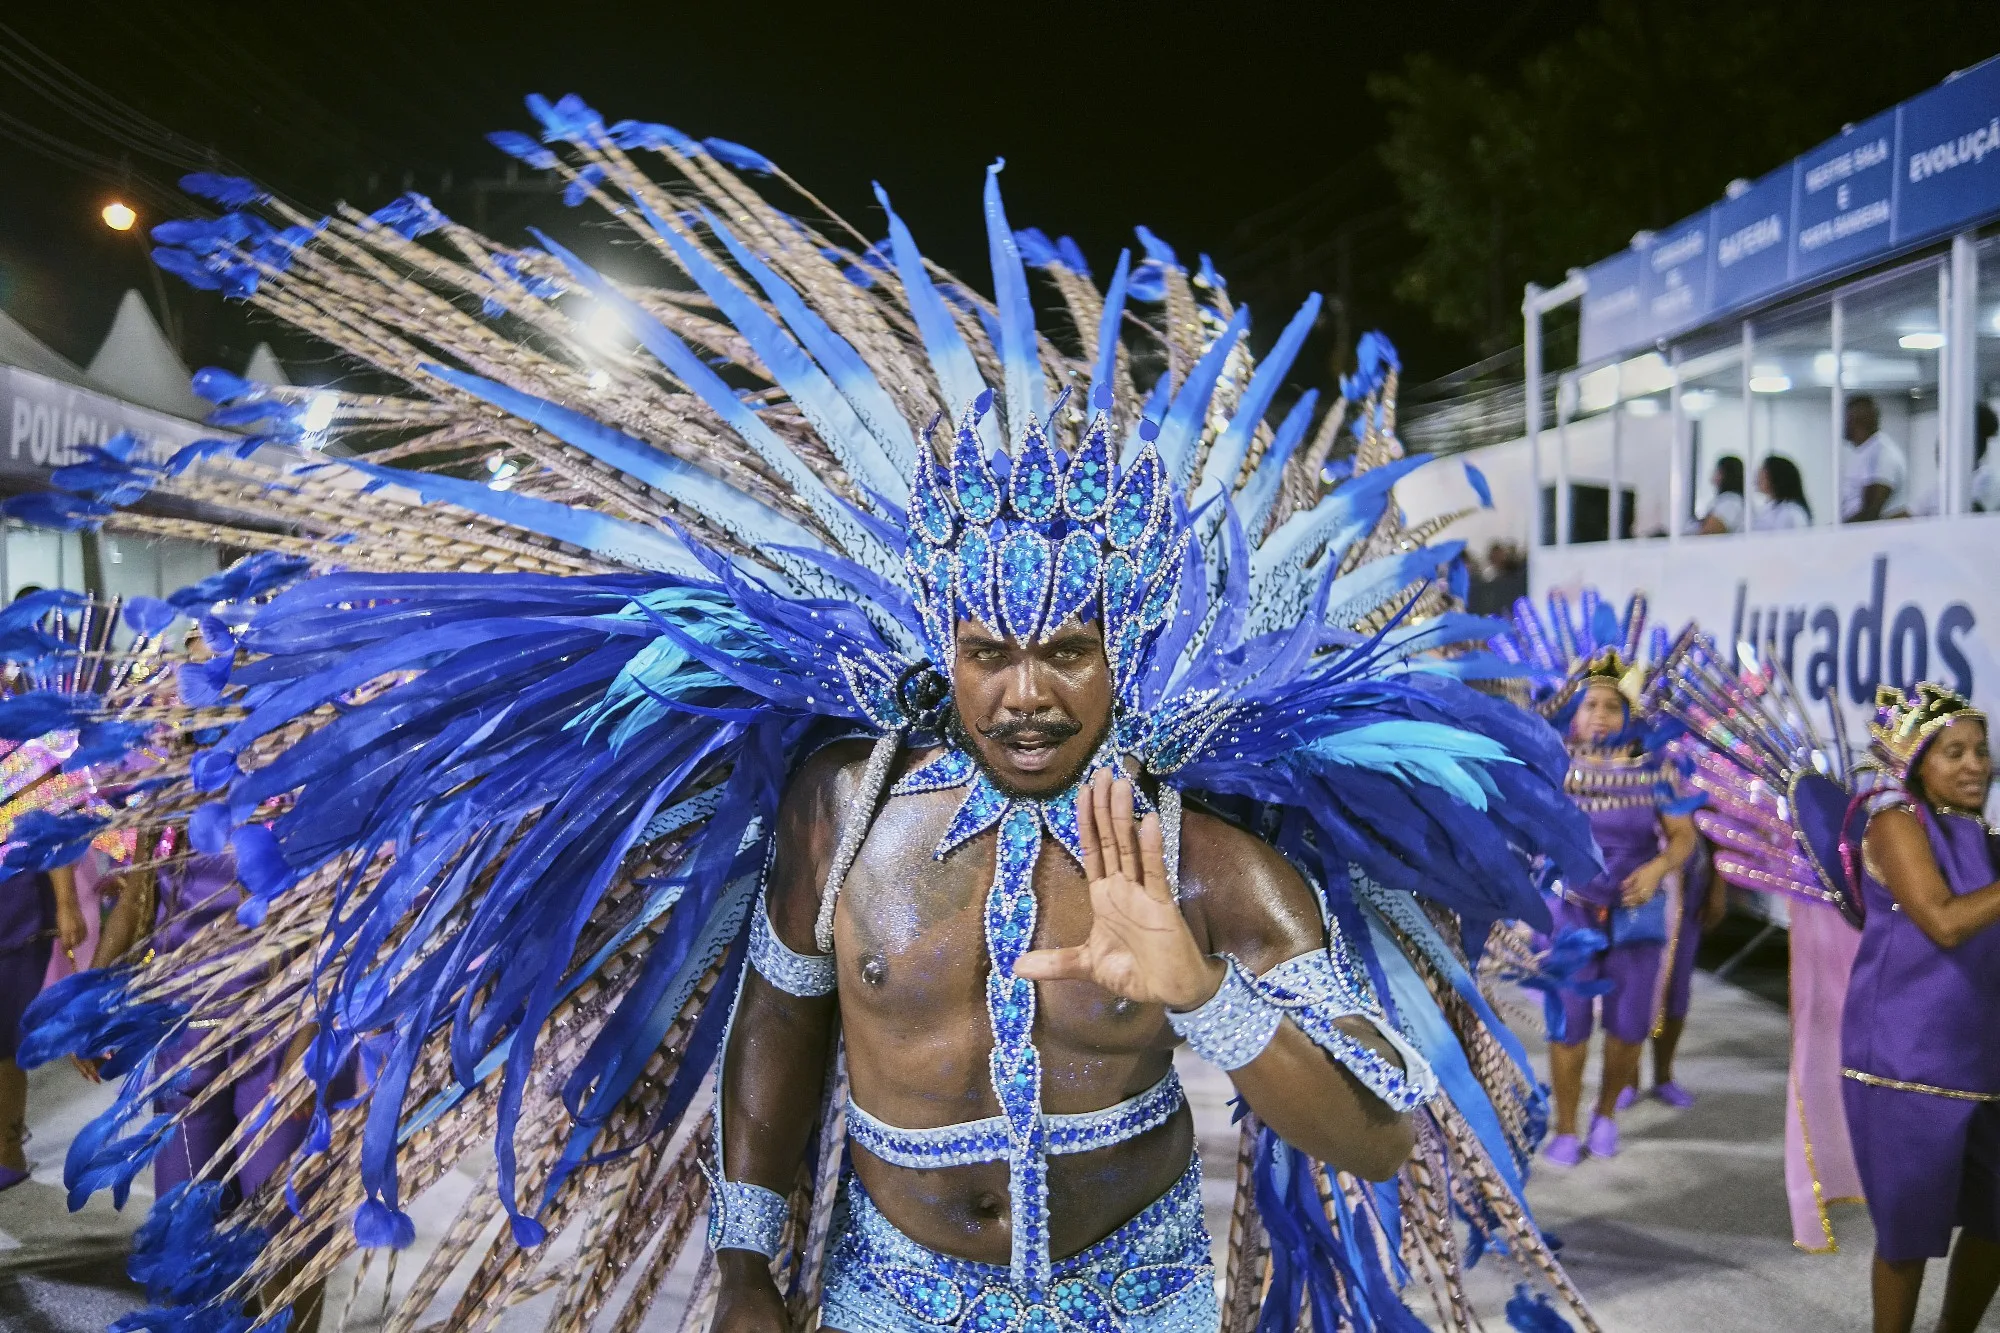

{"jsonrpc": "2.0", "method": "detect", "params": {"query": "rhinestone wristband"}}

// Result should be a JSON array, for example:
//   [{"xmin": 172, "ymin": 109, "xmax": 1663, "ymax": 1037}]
[
  {"xmin": 1166, "ymin": 955, "xmax": 1282, "ymax": 1071},
  {"xmin": 706, "ymin": 1175, "xmax": 790, "ymax": 1257}
]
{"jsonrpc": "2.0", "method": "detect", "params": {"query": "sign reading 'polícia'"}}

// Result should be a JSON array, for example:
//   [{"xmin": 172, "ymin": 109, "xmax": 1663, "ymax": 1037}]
[{"xmin": 1576, "ymin": 53, "xmax": 2000, "ymax": 365}]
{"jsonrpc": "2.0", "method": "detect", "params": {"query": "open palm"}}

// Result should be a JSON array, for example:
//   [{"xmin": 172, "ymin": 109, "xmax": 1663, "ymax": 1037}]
[{"xmin": 1013, "ymin": 769, "xmax": 1220, "ymax": 1011}]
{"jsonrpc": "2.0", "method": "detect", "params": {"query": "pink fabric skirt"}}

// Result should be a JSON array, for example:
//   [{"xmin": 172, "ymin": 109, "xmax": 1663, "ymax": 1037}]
[{"xmin": 1786, "ymin": 897, "xmax": 1865, "ymax": 1252}]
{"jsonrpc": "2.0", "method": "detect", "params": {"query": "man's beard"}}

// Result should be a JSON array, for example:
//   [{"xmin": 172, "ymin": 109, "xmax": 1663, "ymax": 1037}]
[{"xmin": 948, "ymin": 707, "xmax": 1112, "ymax": 801}]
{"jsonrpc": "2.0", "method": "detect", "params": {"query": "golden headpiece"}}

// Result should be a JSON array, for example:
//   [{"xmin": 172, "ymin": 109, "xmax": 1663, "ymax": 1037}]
[{"xmin": 1868, "ymin": 682, "xmax": 1986, "ymax": 784}]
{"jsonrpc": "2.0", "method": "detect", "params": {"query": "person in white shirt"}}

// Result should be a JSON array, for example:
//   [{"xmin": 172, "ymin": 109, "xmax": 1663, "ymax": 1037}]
[
  {"xmin": 1695, "ymin": 455, "xmax": 1746, "ymax": 534},
  {"xmin": 1841, "ymin": 396, "xmax": 1907, "ymax": 522},
  {"xmin": 1973, "ymin": 403, "xmax": 2000, "ymax": 514},
  {"xmin": 1753, "ymin": 455, "xmax": 1813, "ymax": 530}
]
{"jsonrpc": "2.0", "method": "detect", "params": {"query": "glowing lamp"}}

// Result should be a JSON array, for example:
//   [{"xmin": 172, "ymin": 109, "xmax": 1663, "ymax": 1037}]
[{"xmin": 102, "ymin": 201, "xmax": 137, "ymax": 232}]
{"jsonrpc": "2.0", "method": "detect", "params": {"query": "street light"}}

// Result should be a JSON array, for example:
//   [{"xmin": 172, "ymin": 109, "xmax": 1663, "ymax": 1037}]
[{"xmin": 102, "ymin": 201, "xmax": 137, "ymax": 232}]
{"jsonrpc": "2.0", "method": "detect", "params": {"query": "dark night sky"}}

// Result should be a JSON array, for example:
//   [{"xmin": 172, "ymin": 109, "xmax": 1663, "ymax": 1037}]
[{"xmin": 0, "ymin": 1, "xmax": 1599, "ymax": 388}]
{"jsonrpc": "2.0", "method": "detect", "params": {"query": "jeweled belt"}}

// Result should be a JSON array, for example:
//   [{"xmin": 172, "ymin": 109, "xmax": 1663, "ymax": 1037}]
[{"xmin": 846, "ymin": 1070, "xmax": 1184, "ymax": 1169}]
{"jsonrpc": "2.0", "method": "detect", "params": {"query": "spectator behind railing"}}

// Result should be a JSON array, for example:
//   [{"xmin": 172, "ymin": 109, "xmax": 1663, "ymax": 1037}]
[
  {"xmin": 1692, "ymin": 455, "xmax": 1745, "ymax": 535},
  {"xmin": 1842, "ymin": 396, "xmax": 1908, "ymax": 522},
  {"xmin": 1974, "ymin": 403, "xmax": 1999, "ymax": 514},
  {"xmin": 1468, "ymin": 540, "xmax": 1528, "ymax": 616},
  {"xmin": 1753, "ymin": 456, "xmax": 1813, "ymax": 530}
]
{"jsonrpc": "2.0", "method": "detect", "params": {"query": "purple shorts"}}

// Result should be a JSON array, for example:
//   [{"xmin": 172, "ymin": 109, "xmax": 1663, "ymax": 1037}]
[
  {"xmin": 0, "ymin": 940, "xmax": 52, "ymax": 1064},
  {"xmin": 1553, "ymin": 897, "xmax": 1664, "ymax": 1045},
  {"xmin": 1843, "ymin": 1078, "xmax": 2000, "ymax": 1261}
]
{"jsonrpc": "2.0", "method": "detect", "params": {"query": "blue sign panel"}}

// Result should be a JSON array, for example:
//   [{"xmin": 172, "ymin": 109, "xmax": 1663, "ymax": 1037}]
[
  {"xmin": 1578, "ymin": 248, "xmax": 1646, "ymax": 365},
  {"xmin": 1710, "ymin": 165, "xmax": 1793, "ymax": 310},
  {"xmin": 1896, "ymin": 56, "xmax": 2000, "ymax": 245},
  {"xmin": 1792, "ymin": 108, "xmax": 1898, "ymax": 281},
  {"xmin": 1565, "ymin": 58, "xmax": 2000, "ymax": 366},
  {"xmin": 1642, "ymin": 210, "xmax": 1713, "ymax": 342}
]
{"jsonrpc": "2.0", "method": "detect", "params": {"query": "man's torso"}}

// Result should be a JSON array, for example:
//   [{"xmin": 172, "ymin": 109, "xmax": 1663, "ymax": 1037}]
[{"xmin": 829, "ymin": 756, "xmax": 1194, "ymax": 1266}]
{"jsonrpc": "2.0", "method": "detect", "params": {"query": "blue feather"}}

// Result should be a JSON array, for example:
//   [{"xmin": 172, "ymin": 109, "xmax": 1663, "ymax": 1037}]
[
  {"xmin": 702, "ymin": 215, "xmax": 917, "ymax": 477},
  {"xmin": 415, "ymin": 364, "xmax": 812, "ymax": 557},
  {"xmin": 872, "ymin": 182, "xmax": 994, "ymax": 447},
  {"xmin": 982, "ymin": 161, "xmax": 1045, "ymax": 439},
  {"xmin": 1196, "ymin": 296, "xmax": 1320, "ymax": 508},
  {"xmin": 1088, "ymin": 249, "xmax": 1132, "ymax": 411},
  {"xmin": 580, "ymin": 214, "xmax": 905, "ymax": 505},
  {"xmin": 1464, "ymin": 461, "xmax": 1494, "ymax": 507},
  {"xmin": 1154, "ymin": 304, "xmax": 1251, "ymax": 494},
  {"xmin": 505, "ymin": 238, "xmax": 884, "ymax": 568}
]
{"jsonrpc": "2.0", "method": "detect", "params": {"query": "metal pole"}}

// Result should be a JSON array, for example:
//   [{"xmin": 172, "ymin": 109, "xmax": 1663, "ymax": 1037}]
[
  {"xmin": 1525, "ymin": 283, "xmax": 1544, "ymax": 549},
  {"xmin": 1948, "ymin": 234, "xmax": 1978, "ymax": 516},
  {"xmin": 1714, "ymin": 922, "xmax": 1782, "ymax": 982},
  {"xmin": 1741, "ymin": 319, "xmax": 1758, "ymax": 518},
  {"xmin": 1669, "ymin": 348, "xmax": 1686, "ymax": 548},
  {"xmin": 1830, "ymin": 298, "xmax": 1845, "ymax": 527},
  {"xmin": 1556, "ymin": 373, "xmax": 1574, "ymax": 547},
  {"xmin": 1609, "ymin": 394, "xmax": 1624, "ymax": 542}
]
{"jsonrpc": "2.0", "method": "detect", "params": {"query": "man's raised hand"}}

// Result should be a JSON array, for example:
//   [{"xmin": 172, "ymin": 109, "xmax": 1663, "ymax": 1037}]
[{"xmin": 1012, "ymin": 769, "xmax": 1223, "ymax": 1011}]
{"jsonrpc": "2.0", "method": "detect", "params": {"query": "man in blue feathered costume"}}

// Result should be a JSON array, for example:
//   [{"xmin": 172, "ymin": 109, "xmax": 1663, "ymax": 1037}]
[{"xmin": 14, "ymin": 94, "xmax": 1604, "ymax": 1332}]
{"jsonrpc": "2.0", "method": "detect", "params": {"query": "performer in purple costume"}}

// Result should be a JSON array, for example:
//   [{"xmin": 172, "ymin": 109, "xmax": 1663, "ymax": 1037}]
[
  {"xmin": 1543, "ymin": 662, "xmax": 1698, "ymax": 1166},
  {"xmin": 0, "ymin": 862, "xmax": 81, "ymax": 1192},
  {"xmin": 1841, "ymin": 685, "xmax": 2000, "ymax": 1333}
]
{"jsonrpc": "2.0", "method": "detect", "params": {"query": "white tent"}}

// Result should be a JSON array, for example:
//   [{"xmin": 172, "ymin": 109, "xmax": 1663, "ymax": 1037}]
[
  {"xmin": 85, "ymin": 289, "xmax": 204, "ymax": 421},
  {"xmin": 244, "ymin": 341, "xmax": 291, "ymax": 386},
  {"xmin": 0, "ymin": 305, "xmax": 90, "ymax": 386}
]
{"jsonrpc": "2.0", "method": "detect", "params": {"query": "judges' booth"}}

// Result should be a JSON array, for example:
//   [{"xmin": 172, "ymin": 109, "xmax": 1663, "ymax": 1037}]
[{"xmin": 1521, "ymin": 55, "xmax": 2000, "ymax": 937}]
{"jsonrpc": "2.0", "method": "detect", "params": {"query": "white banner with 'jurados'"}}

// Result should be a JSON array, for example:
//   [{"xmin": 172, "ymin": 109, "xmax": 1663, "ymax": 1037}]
[{"xmin": 1530, "ymin": 514, "xmax": 1999, "ymax": 740}]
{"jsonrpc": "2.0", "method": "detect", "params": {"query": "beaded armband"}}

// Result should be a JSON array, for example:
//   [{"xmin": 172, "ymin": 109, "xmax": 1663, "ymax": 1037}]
[
  {"xmin": 1169, "ymin": 950, "xmax": 1438, "ymax": 1113},
  {"xmin": 748, "ymin": 890, "xmax": 837, "ymax": 997},
  {"xmin": 1166, "ymin": 958, "xmax": 1281, "ymax": 1071},
  {"xmin": 704, "ymin": 1166, "xmax": 790, "ymax": 1257}
]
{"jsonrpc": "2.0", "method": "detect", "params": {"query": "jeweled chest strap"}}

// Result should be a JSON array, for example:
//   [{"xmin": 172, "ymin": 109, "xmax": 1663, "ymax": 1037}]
[{"xmin": 845, "ymin": 1070, "xmax": 1185, "ymax": 1169}]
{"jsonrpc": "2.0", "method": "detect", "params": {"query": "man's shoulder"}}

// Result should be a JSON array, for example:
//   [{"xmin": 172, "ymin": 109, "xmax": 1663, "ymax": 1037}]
[
  {"xmin": 778, "ymin": 736, "xmax": 939, "ymax": 847},
  {"xmin": 1175, "ymin": 807, "xmax": 1324, "ymax": 962},
  {"xmin": 784, "ymin": 736, "xmax": 881, "ymax": 809},
  {"xmin": 1176, "ymin": 808, "xmax": 1303, "ymax": 898}
]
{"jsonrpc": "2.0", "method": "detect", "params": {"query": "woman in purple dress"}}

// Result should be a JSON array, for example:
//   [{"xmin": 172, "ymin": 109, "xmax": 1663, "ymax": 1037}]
[
  {"xmin": 1842, "ymin": 685, "xmax": 2000, "ymax": 1333},
  {"xmin": 1543, "ymin": 658, "xmax": 1699, "ymax": 1166}
]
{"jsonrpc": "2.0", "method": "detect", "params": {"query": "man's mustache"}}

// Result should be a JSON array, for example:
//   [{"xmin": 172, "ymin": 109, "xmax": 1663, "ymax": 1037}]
[{"xmin": 978, "ymin": 713, "xmax": 1082, "ymax": 745}]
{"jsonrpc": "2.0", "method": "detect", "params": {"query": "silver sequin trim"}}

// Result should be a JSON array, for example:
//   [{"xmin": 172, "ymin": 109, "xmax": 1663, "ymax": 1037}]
[
  {"xmin": 749, "ymin": 890, "xmax": 837, "ymax": 997},
  {"xmin": 1167, "ymin": 958, "xmax": 1282, "ymax": 1071},
  {"xmin": 706, "ymin": 1174, "xmax": 790, "ymax": 1257},
  {"xmin": 845, "ymin": 1071, "xmax": 1186, "ymax": 1169},
  {"xmin": 815, "ymin": 731, "xmax": 903, "ymax": 953}
]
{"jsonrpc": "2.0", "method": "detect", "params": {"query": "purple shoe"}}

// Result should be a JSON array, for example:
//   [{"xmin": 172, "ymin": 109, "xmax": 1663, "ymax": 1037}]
[
  {"xmin": 0, "ymin": 1165, "xmax": 28, "ymax": 1194},
  {"xmin": 1653, "ymin": 1081, "xmax": 1696, "ymax": 1109},
  {"xmin": 1586, "ymin": 1114, "xmax": 1619, "ymax": 1158},
  {"xmin": 1613, "ymin": 1085, "xmax": 1637, "ymax": 1112},
  {"xmin": 1544, "ymin": 1133, "xmax": 1583, "ymax": 1168}
]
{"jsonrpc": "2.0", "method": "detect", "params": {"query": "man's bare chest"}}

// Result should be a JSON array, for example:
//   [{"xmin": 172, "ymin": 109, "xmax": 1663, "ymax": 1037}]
[{"xmin": 828, "ymin": 790, "xmax": 1166, "ymax": 1065}]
